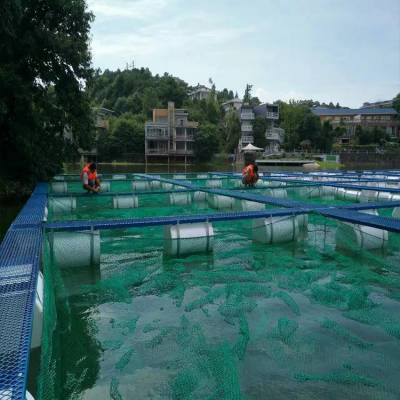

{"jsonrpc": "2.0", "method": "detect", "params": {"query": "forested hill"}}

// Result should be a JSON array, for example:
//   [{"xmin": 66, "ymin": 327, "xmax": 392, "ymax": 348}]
[{"xmin": 87, "ymin": 66, "xmax": 366, "ymax": 163}]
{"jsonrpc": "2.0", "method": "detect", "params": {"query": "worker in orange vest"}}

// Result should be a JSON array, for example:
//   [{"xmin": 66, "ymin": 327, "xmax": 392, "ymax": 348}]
[
  {"xmin": 242, "ymin": 161, "xmax": 259, "ymax": 187},
  {"xmin": 81, "ymin": 162, "xmax": 101, "ymax": 193}
]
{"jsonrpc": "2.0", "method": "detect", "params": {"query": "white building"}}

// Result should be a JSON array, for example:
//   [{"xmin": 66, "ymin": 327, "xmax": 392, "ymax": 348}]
[
  {"xmin": 222, "ymin": 98, "xmax": 243, "ymax": 113},
  {"xmin": 188, "ymin": 85, "xmax": 212, "ymax": 101}
]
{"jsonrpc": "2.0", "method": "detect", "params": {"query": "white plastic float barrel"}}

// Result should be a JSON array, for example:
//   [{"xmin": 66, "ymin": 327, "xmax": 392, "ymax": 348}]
[
  {"xmin": 322, "ymin": 186, "xmax": 336, "ymax": 196},
  {"xmin": 237, "ymin": 200, "xmax": 265, "ymax": 211},
  {"xmin": 164, "ymin": 222, "xmax": 214, "ymax": 256},
  {"xmin": 49, "ymin": 230, "xmax": 100, "ymax": 268},
  {"xmin": 193, "ymin": 191, "xmax": 207, "ymax": 202},
  {"xmin": 162, "ymin": 182, "xmax": 174, "ymax": 190},
  {"xmin": 43, "ymin": 206, "xmax": 48, "ymax": 222},
  {"xmin": 360, "ymin": 189, "xmax": 378, "ymax": 202},
  {"xmin": 51, "ymin": 181, "xmax": 68, "ymax": 193},
  {"xmin": 299, "ymin": 187, "xmax": 322, "ymax": 198},
  {"xmin": 169, "ymin": 192, "xmax": 192, "ymax": 205},
  {"xmin": 49, "ymin": 197, "xmax": 76, "ymax": 214},
  {"xmin": 233, "ymin": 180, "xmax": 244, "ymax": 188},
  {"xmin": 208, "ymin": 194, "xmax": 235, "ymax": 209},
  {"xmin": 53, "ymin": 175, "xmax": 64, "ymax": 181},
  {"xmin": 26, "ymin": 391, "xmax": 35, "ymax": 400},
  {"xmin": 206, "ymin": 179, "xmax": 222, "ymax": 188},
  {"xmin": 267, "ymin": 189, "xmax": 287, "ymax": 198},
  {"xmin": 336, "ymin": 187, "xmax": 346, "ymax": 200},
  {"xmin": 112, "ymin": 174, "xmax": 126, "ymax": 180},
  {"xmin": 256, "ymin": 180, "xmax": 270, "ymax": 188},
  {"xmin": 336, "ymin": 222, "xmax": 388, "ymax": 250},
  {"xmin": 296, "ymin": 214, "xmax": 308, "ymax": 229},
  {"xmin": 31, "ymin": 271, "xmax": 43, "ymax": 349},
  {"xmin": 101, "ymin": 181, "xmax": 111, "ymax": 192},
  {"xmin": 197, "ymin": 174, "xmax": 208, "ymax": 179},
  {"xmin": 113, "ymin": 194, "xmax": 138, "ymax": 209},
  {"xmin": 344, "ymin": 190, "xmax": 361, "ymax": 202},
  {"xmin": 377, "ymin": 191, "xmax": 393, "ymax": 202},
  {"xmin": 132, "ymin": 181, "xmax": 149, "ymax": 191},
  {"xmin": 150, "ymin": 180, "xmax": 161, "ymax": 189},
  {"xmin": 252, "ymin": 216, "xmax": 299, "ymax": 244},
  {"xmin": 173, "ymin": 174, "xmax": 186, "ymax": 180}
]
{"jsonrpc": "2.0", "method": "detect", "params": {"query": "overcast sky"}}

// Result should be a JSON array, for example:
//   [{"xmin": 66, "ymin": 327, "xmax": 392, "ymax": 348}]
[{"xmin": 88, "ymin": 0, "xmax": 400, "ymax": 108}]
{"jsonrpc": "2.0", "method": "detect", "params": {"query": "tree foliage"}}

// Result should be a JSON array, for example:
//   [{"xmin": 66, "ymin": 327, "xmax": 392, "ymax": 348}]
[
  {"xmin": 253, "ymin": 117, "xmax": 267, "ymax": 148},
  {"xmin": 194, "ymin": 123, "xmax": 219, "ymax": 162},
  {"xmin": 0, "ymin": 0, "xmax": 94, "ymax": 185}
]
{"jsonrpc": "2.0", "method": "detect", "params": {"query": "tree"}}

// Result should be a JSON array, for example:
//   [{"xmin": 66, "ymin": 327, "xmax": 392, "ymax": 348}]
[
  {"xmin": 0, "ymin": 0, "xmax": 94, "ymax": 186},
  {"xmin": 243, "ymin": 84, "xmax": 253, "ymax": 103},
  {"xmin": 222, "ymin": 110, "xmax": 241, "ymax": 152},
  {"xmin": 253, "ymin": 117, "xmax": 267, "ymax": 149},
  {"xmin": 194, "ymin": 123, "xmax": 219, "ymax": 162},
  {"xmin": 393, "ymin": 93, "xmax": 400, "ymax": 114}
]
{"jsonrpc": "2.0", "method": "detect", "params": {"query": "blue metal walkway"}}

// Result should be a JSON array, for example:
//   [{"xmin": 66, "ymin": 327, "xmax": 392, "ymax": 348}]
[{"xmin": 0, "ymin": 184, "xmax": 47, "ymax": 400}]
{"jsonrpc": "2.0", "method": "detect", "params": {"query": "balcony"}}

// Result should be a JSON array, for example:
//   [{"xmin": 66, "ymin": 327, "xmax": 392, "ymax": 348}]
[
  {"xmin": 265, "ymin": 128, "xmax": 284, "ymax": 144},
  {"xmin": 241, "ymin": 123, "xmax": 253, "ymax": 132},
  {"xmin": 175, "ymin": 134, "xmax": 194, "ymax": 141},
  {"xmin": 145, "ymin": 123, "xmax": 169, "ymax": 139},
  {"xmin": 241, "ymin": 135, "xmax": 254, "ymax": 144},
  {"xmin": 240, "ymin": 111, "xmax": 255, "ymax": 120},
  {"xmin": 146, "ymin": 148, "xmax": 169, "ymax": 155},
  {"xmin": 266, "ymin": 111, "xmax": 279, "ymax": 119}
]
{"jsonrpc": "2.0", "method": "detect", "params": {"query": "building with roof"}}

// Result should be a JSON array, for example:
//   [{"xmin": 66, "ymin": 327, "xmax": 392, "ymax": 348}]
[
  {"xmin": 222, "ymin": 98, "xmax": 243, "ymax": 112},
  {"xmin": 145, "ymin": 102, "xmax": 198, "ymax": 163},
  {"xmin": 312, "ymin": 106, "xmax": 399, "ymax": 144},
  {"xmin": 361, "ymin": 100, "xmax": 393, "ymax": 109},
  {"xmin": 235, "ymin": 102, "xmax": 283, "ymax": 153},
  {"xmin": 188, "ymin": 84, "xmax": 213, "ymax": 101}
]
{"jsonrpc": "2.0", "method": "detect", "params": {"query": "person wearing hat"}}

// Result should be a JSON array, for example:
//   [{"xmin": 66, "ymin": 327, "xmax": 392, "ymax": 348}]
[{"xmin": 80, "ymin": 162, "xmax": 101, "ymax": 193}]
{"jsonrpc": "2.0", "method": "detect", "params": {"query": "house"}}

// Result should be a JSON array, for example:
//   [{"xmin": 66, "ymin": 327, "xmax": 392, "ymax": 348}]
[
  {"xmin": 188, "ymin": 84, "xmax": 212, "ymax": 101},
  {"xmin": 145, "ymin": 102, "xmax": 198, "ymax": 163},
  {"xmin": 312, "ymin": 106, "xmax": 399, "ymax": 144},
  {"xmin": 222, "ymin": 98, "xmax": 243, "ymax": 113},
  {"xmin": 265, "ymin": 127, "xmax": 285, "ymax": 153}
]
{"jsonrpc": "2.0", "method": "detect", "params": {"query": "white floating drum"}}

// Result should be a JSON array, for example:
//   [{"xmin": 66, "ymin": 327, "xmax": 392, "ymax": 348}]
[
  {"xmin": 112, "ymin": 174, "xmax": 126, "ymax": 180},
  {"xmin": 31, "ymin": 271, "xmax": 44, "ymax": 348},
  {"xmin": 150, "ymin": 180, "xmax": 161, "ymax": 189},
  {"xmin": 49, "ymin": 230, "xmax": 100, "ymax": 268},
  {"xmin": 238, "ymin": 200, "xmax": 265, "ymax": 211},
  {"xmin": 164, "ymin": 222, "xmax": 214, "ymax": 256},
  {"xmin": 252, "ymin": 216, "xmax": 299, "ymax": 244},
  {"xmin": 267, "ymin": 189, "xmax": 287, "ymax": 198},
  {"xmin": 51, "ymin": 182, "xmax": 68, "ymax": 193},
  {"xmin": 170, "ymin": 192, "xmax": 192, "ymax": 205},
  {"xmin": 100, "ymin": 181, "xmax": 111, "ymax": 192},
  {"xmin": 336, "ymin": 223, "xmax": 388, "ymax": 250},
  {"xmin": 206, "ymin": 180, "xmax": 222, "ymax": 188},
  {"xmin": 132, "ymin": 181, "xmax": 149, "ymax": 191},
  {"xmin": 193, "ymin": 191, "xmax": 207, "ymax": 202},
  {"xmin": 113, "ymin": 195, "xmax": 138, "ymax": 209},
  {"xmin": 49, "ymin": 197, "xmax": 76, "ymax": 214},
  {"xmin": 208, "ymin": 194, "xmax": 235, "ymax": 209}
]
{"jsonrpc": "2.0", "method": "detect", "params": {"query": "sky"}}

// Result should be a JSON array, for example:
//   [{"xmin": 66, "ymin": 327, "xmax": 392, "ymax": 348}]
[{"xmin": 87, "ymin": 0, "xmax": 400, "ymax": 108}]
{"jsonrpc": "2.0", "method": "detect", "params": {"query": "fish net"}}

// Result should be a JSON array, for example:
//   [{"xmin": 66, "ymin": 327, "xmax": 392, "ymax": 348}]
[{"xmin": 36, "ymin": 183, "xmax": 400, "ymax": 400}]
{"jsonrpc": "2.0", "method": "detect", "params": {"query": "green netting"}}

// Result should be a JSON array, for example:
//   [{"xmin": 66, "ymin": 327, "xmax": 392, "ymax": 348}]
[{"xmin": 37, "ymin": 187, "xmax": 400, "ymax": 400}]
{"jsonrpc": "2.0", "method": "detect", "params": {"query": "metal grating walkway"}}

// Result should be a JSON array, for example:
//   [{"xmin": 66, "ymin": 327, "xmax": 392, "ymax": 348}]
[{"xmin": 0, "ymin": 184, "xmax": 47, "ymax": 400}]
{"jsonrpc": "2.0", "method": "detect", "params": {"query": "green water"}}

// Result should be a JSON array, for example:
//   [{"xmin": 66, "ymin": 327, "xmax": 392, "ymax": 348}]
[{"xmin": 37, "ymin": 182, "xmax": 400, "ymax": 400}]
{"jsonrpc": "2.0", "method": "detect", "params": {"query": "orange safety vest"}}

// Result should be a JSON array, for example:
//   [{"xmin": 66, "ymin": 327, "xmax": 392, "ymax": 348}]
[
  {"xmin": 242, "ymin": 164, "xmax": 255, "ymax": 179},
  {"xmin": 80, "ymin": 164, "xmax": 97, "ymax": 181}
]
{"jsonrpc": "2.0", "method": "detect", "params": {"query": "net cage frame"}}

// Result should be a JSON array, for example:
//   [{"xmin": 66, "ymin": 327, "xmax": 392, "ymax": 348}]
[{"xmin": 2, "ymin": 170, "xmax": 400, "ymax": 399}]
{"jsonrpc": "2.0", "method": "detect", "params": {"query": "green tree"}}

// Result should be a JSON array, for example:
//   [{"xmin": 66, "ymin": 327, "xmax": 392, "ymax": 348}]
[
  {"xmin": 194, "ymin": 123, "xmax": 219, "ymax": 162},
  {"xmin": 253, "ymin": 117, "xmax": 267, "ymax": 148},
  {"xmin": 222, "ymin": 110, "xmax": 241, "ymax": 152},
  {"xmin": 393, "ymin": 93, "xmax": 400, "ymax": 114},
  {"xmin": 243, "ymin": 84, "xmax": 253, "ymax": 103},
  {"xmin": 0, "ymin": 0, "xmax": 94, "ymax": 187}
]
